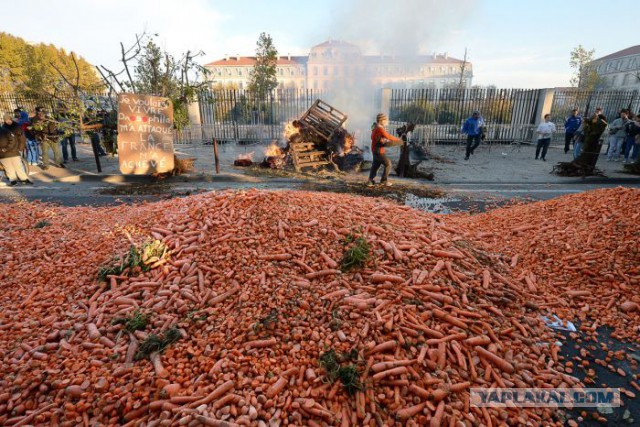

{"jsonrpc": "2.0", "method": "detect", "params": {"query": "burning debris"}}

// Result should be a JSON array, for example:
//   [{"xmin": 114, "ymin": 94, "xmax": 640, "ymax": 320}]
[
  {"xmin": 233, "ymin": 100, "xmax": 365, "ymax": 174},
  {"xmin": 233, "ymin": 152, "xmax": 254, "ymax": 167},
  {"xmin": 261, "ymin": 143, "xmax": 286, "ymax": 169},
  {"xmin": 286, "ymin": 100, "xmax": 364, "ymax": 173}
]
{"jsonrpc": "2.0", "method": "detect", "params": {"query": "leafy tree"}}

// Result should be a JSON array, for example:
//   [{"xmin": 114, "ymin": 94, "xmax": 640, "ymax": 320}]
[
  {"xmin": 247, "ymin": 32, "xmax": 278, "ymax": 97},
  {"xmin": 391, "ymin": 101, "xmax": 435, "ymax": 124},
  {"xmin": 570, "ymin": 45, "xmax": 602, "ymax": 89},
  {"xmin": 0, "ymin": 32, "xmax": 103, "ymax": 96}
]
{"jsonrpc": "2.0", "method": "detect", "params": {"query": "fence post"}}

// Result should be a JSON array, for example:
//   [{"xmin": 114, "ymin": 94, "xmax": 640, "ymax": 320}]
[{"xmin": 532, "ymin": 88, "xmax": 555, "ymax": 142}]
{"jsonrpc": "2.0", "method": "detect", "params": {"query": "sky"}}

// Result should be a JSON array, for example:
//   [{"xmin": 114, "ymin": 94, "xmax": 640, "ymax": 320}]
[{"xmin": 0, "ymin": 0, "xmax": 634, "ymax": 88}]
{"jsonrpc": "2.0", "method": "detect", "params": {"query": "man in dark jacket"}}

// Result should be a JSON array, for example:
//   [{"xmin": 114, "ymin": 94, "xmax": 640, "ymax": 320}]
[
  {"xmin": 30, "ymin": 107, "xmax": 65, "ymax": 170},
  {"xmin": 564, "ymin": 108, "xmax": 582, "ymax": 154},
  {"xmin": 461, "ymin": 110, "xmax": 485, "ymax": 160},
  {"xmin": 0, "ymin": 122, "xmax": 31, "ymax": 185}
]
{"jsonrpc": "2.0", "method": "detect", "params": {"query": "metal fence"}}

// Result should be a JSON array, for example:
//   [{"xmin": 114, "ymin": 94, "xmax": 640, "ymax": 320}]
[
  {"xmin": 549, "ymin": 88, "xmax": 640, "ymax": 125},
  {"xmin": 5, "ymin": 88, "xmax": 640, "ymax": 147},
  {"xmin": 0, "ymin": 93, "xmax": 113, "ymax": 115},
  {"xmin": 388, "ymin": 88, "xmax": 541, "ymax": 143},
  {"xmin": 197, "ymin": 89, "xmax": 325, "ymax": 143}
]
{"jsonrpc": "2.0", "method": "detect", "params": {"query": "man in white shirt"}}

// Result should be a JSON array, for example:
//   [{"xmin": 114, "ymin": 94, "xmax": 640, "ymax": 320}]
[{"xmin": 535, "ymin": 114, "xmax": 556, "ymax": 161}]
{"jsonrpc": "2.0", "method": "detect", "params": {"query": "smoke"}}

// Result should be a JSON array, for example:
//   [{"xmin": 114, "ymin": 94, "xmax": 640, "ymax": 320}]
[
  {"xmin": 328, "ymin": 0, "xmax": 475, "ymax": 56},
  {"xmin": 317, "ymin": 0, "xmax": 475, "ymax": 150}
]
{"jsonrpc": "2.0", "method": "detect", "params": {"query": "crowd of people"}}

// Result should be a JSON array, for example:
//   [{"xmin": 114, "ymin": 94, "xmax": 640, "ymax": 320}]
[
  {"xmin": 365, "ymin": 108, "xmax": 640, "ymax": 185},
  {"xmin": 0, "ymin": 105, "xmax": 117, "ymax": 186}
]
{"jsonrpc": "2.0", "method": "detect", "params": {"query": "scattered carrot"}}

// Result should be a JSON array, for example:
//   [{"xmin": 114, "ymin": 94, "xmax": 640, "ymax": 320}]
[{"xmin": 0, "ymin": 188, "xmax": 637, "ymax": 426}]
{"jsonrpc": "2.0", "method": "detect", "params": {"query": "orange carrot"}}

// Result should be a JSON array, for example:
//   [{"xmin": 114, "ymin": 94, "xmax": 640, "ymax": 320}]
[
  {"xmin": 396, "ymin": 402, "xmax": 425, "ymax": 420},
  {"xmin": 474, "ymin": 346, "xmax": 515, "ymax": 374}
]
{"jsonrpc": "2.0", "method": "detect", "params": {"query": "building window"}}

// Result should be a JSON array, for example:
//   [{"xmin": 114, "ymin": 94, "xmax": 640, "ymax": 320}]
[
  {"xmin": 313, "ymin": 80, "xmax": 318, "ymax": 89},
  {"xmin": 323, "ymin": 66, "xmax": 328, "ymax": 76},
  {"xmin": 334, "ymin": 67, "xmax": 339, "ymax": 76},
  {"xmin": 313, "ymin": 66, "xmax": 318, "ymax": 76}
]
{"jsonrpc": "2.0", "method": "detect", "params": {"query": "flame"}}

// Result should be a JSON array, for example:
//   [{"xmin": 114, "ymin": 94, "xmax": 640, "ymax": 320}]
[
  {"xmin": 263, "ymin": 144, "xmax": 283, "ymax": 157},
  {"xmin": 344, "ymin": 134, "xmax": 354, "ymax": 153},
  {"xmin": 236, "ymin": 151, "xmax": 254, "ymax": 161},
  {"xmin": 284, "ymin": 122, "xmax": 299, "ymax": 140}
]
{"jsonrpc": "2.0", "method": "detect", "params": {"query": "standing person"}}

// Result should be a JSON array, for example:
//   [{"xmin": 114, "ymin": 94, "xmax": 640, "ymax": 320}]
[
  {"xmin": 606, "ymin": 110, "xmax": 629, "ymax": 161},
  {"xmin": 535, "ymin": 114, "xmax": 556, "ymax": 161},
  {"xmin": 623, "ymin": 114, "xmax": 640, "ymax": 163},
  {"xmin": 14, "ymin": 108, "xmax": 39, "ymax": 165},
  {"xmin": 461, "ymin": 110, "xmax": 485, "ymax": 161},
  {"xmin": 564, "ymin": 108, "xmax": 582, "ymax": 154},
  {"xmin": 58, "ymin": 109, "xmax": 79, "ymax": 163},
  {"xmin": 367, "ymin": 113, "xmax": 401, "ymax": 187},
  {"xmin": 0, "ymin": 122, "xmax": 31, "ymax": 185},
  {"xmin": 30, "ymin": 107, "xmax": 65, "ymax": 170}
]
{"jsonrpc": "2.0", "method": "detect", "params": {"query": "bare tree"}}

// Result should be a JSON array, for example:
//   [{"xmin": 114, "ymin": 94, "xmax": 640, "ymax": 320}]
[{"xmin": 457, "ymin": 48, "xmax": 469, "ymax": 90}]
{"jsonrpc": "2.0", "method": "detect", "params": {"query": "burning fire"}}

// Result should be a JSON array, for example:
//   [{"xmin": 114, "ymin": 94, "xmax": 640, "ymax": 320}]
[
  {"xmin": 236, "ymin": 152, "xmax": 254, "ymax": 162},
  {"xmin": 263, "ymin": 143, "xmax": 283, "ymax": 157},
  {"xmin": 283, "ymin": 122, "xmax": 299, "ymax": 140}
]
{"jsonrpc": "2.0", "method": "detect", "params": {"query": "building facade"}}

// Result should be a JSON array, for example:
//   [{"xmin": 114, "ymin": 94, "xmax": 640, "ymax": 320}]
[
  {"xmin": 590, "ymin": 45, "xmax": 640, "ymax": 90},
  {"xmin": 205, "ymin": 40, "xmax": 472, "ymax": 91}
]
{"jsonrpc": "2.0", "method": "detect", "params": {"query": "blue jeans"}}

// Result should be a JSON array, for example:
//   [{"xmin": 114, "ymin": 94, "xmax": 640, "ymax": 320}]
[
  {"xmin": 61, "ymin": 134, "xmax": 77, "ymax": 161},
  {"xmin": 624, "ymin": 136, "xmax": 638, "ymax": 162},
  {"xmin": 573, "ymin": 141, "xmax": 582, "ymax": 159},
  {"xmin": 607, "ymin": 136, "xmax": 624, "ymax": 160},
  {"xmin": 26, "ymin": 139, "xmax": 40, "ymax": 164}
]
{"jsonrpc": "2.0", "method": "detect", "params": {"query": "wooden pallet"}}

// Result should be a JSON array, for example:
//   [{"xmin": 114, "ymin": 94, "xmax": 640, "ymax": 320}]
[
  {"xmin": 289, "ymin": 142, "xmax": 330, "ymax": 172},
  {"xmin": 299, "ymin": 99, "xmax": 348, "ymax": 142}
]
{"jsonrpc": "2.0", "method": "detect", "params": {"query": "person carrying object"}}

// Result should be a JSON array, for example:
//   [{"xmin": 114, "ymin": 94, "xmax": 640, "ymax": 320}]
[
  {"xmin": 30, "ymin": 107, "xmax": 65, "ymax": 170},
  {"xmin": 367, "ymin": 113, "xmax": 401, "ymax": 187}
]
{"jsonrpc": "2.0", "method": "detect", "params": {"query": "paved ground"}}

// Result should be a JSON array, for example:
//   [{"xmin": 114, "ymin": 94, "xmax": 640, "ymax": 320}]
[{"xmin": 1, "ymin": 140, "xmax": 639, "ymax": 209}]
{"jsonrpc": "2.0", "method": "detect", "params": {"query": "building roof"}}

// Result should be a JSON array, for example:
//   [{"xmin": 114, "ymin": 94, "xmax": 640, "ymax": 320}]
[
  {"xmin": 363, "ymin": 54, "xmax": 465, "ymax": 64},
  {"xmin": 205, "ymin": 56, "xmax": 307, "ymax": 67},
  {"xmin": 311, "ymin": 40, "xmax": 358, "ymax": 49},
  {"xmin": 594, "ymin": 45, "xmax": 640, "ymax": 62},
  {"xmin": 206, "ymin": 53, "xmax": 465, "ymax": 67}
]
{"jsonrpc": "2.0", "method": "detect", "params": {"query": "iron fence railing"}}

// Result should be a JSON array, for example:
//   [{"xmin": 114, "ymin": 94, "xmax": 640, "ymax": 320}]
[
  {"xmin": 0, "ymin": 93, "xmax": 113, "ymax": 115},
  {"xmin": 197, "ymin": 89, "xmax": 325, "ymax": 142},
  {"xmin": 5, "ymin": 88, "xmax": 640, "ymax": 147}
]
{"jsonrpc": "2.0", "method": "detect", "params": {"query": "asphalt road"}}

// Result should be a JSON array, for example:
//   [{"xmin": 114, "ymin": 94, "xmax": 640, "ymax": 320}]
[{"xmin": 1, "ymin": 180, "xmax": 639, "ymax": 210}]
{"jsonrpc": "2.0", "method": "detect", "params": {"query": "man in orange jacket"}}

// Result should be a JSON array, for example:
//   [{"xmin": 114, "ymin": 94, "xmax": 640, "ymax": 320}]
[{"xmin": 368, "ymin": 113, "xmax": 401, "ymax": 186}]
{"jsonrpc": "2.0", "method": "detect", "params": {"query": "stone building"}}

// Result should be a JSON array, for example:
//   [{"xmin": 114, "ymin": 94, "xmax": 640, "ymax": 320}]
[
  {"xmin": 590, "ymin": 45, "xmax": 640, "ymax": 90},
  {"xmin": 204, "ymin": 40, "xmax": 472, "ymax": 91}
]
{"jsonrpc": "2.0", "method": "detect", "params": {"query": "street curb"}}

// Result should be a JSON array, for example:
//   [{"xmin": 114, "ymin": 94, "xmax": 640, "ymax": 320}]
[
  {"xmin": 49, "ymin": 174, "xmax": 298, "ymax": 185},
  {"xmin": 36, "ymin": 174, "xmax": 640, "ymax": 185}
]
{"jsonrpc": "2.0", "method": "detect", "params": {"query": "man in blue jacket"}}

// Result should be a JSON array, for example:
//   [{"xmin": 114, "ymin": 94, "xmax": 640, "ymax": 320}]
[
  {"xmin": 564, "ymin": 108, "xmax": 582, "ymax": 154},
  {"xmin": 461, "ymin": 110, "xmax": 485, "ymax": 160}
]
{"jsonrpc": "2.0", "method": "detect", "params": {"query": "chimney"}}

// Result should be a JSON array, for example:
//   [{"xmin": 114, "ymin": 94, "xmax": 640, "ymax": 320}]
[
  {"xmin": 224, "ymin": 53, "xmax": 229, "ymax": 61},
  {"xmin": 236, "ymin": 54, "xmax": 240, "ymax": 61},
  {"xmin": 444, "ymin": 52, "xmax": 448, "ymax": 59},
  {"xmin": 288, "ymin": 53, "xmax": 291, "ymax": 61}
]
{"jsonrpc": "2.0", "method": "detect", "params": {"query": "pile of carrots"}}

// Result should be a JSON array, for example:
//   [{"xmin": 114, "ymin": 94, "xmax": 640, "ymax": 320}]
[
  {"xmin": 449, "ymin": 187, "xmax": 640, "ymax": 339},
  {"xmin": 0, "ymin": 188, "xmax": 637, "ymax": 426}
]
